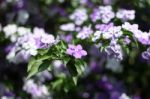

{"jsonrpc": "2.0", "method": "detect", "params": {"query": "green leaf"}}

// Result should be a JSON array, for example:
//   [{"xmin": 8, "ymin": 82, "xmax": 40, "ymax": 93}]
[
  {"xmin": 66, "ymin": 59, "xmax": 78, "ymax": 76},
  {"xmin": 52, "ymin": 79, "xmax": 63, "ymax": 90},
  {"xmin": 38, "ymin": 60, "xmax": 52, "ymax": 72},
  {"xmin": 75, "ymin": 60, "xmax": 86, "ymax": 75},
  {"xmin": 38, "ymin": 49, "xmax": 49, "ymax": 55},
  {"xmin": 63, "ymin": 56, "xmax": 70, "ymax": 65},
  {"xmin": 27, "ymin": 60, "xmax": 42, "ymax": 78},
  {"xmin": 72, "ymin": 76, "xmax": 78, "ymax": 85}
]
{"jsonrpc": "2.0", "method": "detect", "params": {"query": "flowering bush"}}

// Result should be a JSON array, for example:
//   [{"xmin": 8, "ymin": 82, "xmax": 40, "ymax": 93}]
[{"xmin": 0, "ymin": 0, "xmax": 150, "ymax": 99}]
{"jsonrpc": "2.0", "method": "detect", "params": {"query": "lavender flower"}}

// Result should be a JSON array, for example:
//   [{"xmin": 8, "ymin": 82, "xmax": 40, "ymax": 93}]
[
  {"xmin": 136, "ymin": 32, "xmax": 150, "ymax": 45},
  {"xmin": 122, "ymin": 22, "xmax": 150, "ymax": 45},
  {"xmin": 6, "ymin": 26, "xmax": 56, "ymax": 63},
  {"xmin": 90, "ymin": 8, "xmax": 101, "ymax": 22},
  {"xmin": 23, "ymin": 79, "xmax": 50, "ymax": 98},
  {"xmin": 77, "ymin": 26, "xmax": 93, "ymax": 39},
  {"xmin": 66, "ymin": 44, "xmax": 87, "ymax": 58},
  {"xmin": 95, "ymin": 23, "xmax": 114, "ymax": 31},
  {"xmin": 122, "ymin": 22, "xmax": 139, "ymax": 33},
  {"xmin": 123, "ymin": 36, "xmax": 131, "ymax": 45},
  {"xmin": 102, "ymin": 26, "xmax": 123, "ymax": 39},
  {"xmin": 142, "ymin": 48, "xmax": 150, "ymax": 61},
  {"xmin": 116, "ymin": 9, "xmax": 135, "ymax": 21},
  {"xmin": 69, "ymin": 8, "xmax": 88, "ymax": 25},
  {"xmin": 105, "ymin": 40, "xmax": 123, "ymax": 61},
  {"xmin": 90, "ymin": 6, "xmax": 115, "ymax": 23},
  {"xmin": 61, "ymin": 34, "xmax": 73, "ymax": 43}
]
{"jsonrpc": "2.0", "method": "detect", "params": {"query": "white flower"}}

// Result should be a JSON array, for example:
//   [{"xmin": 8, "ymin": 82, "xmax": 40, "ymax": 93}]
[
  {"xmin": 116, "ymin": 9, "xmax": 135, "ymax": 21},
  {"xmin": 60, "ymin": 23, "xmax": 75, "ymax": 31},
  {"xmin": 6, "ymin": 48, "xmax": 16, "ymax": 63},
  {"xmin": 3, "ymin": 24, "xmax": 18, "ymax": 42},
  {"xmin": 41, "ymin": 34, "xmax": 55, "ymax": 44},
  {"xmin": 92, "ymin": 31, "xmax": 102, "ymax": 42},
  {"xmin": 69, "ymin": 8, "xmax": 88, "ymax": 25},
  {"xmin": 119, "ymin": 93, "xmax": 131, "ymax": 99},
  {"xmin": 17, "ymin": 27, "xmax": 31, "ymax": 36},
  {"xmin": 52, "ymin": 60, "xmax": 63, "ymax": 68},
  {"xmin": 103, "ymin": 26, "xmax": 122, "ymax": 39},
  {"xmin": 3, "ymin": 24, "xmax": 17, "ymax": 38},
  {"xmin": 99, "ymin": 6, "xmax": 115, "ymax": 23},
  {"xmin": 33, "ymin": 27, "xmax": 46, "ymax": 38},
  {"xmin": 122, "ymin": 22, "xmax": 139, "ymax": 33},
  {"xmin": 23, "ymin": 79, "xmax": 50, "ymax": 98},
  {"xmin": 77, "ymin": 26, "xmax": 93, "ymax": 39}
]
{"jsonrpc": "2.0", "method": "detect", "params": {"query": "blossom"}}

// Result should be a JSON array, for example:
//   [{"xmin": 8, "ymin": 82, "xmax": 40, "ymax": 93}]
[
  {"xmin": 23, "ymin": 79, "xmax": 49, "ymax": 98},
  {"xmin": 60, "ymin": 23, "xmax": 75, "ymax": 31},
  {"xmin": 77, "ymin": 26, "xmax": 93, "ymax": 39},
  {"xmin": 6, "ymin": 26, "xmax": 56, "ymax": 63},
  {"xmin": 122, "ymin": 22, "xmax": 139, "ymax": 33},
  {"xmin": 123, "ymin": 36, "xmax": 131, "ymax": 45},
  {"xmin": 33, "ymin": 27, "xmax": 56, "ymax": 48},
  {"xmin": 92, "ymin": 31, "xmax": 102, "ymax": 42},
  {"xmin": 116, "ymin": 9, "xmax": 135, "ymax": 21},
  {"xmin": 17, "ymin": 27, "xmax": 31, "ymax": 36},
  {"xmin": 90, "ymin": 8, "xmax": 101, "ymax": 22},
  {"xmin": 95, "ymin": 23, "xmax": 114, "ymax": 32},
  {"xmin": 122, "ymin": 22, "xmax": 150, "ymax": 45},
  {"xmin": 69, "ymin": 8, "xmax": 88, "ymax": 25},
  {"xmin": 66, "ymin": 44, "xmax": 87, "ymax": 58},
  {"xmin": 136, "ymin": 32, "xmax": 150, "ymax": 45},
  {"xmin": 90, "ymin": 6, "xmax": 115, "ymax": 23},
  {"xmin": 3, "ymin": 24, "xmax": 18, "ymax": 42},
  {"xmin": 99, "ymin": 6, "xmax": 115, "ymax": 23},
  {"xmin": 119, "ymin": 93, "xmax": 130, "ymax": 99},
  {"xmin": 142, "ymin": 48, "xmax": 150, "ymax": 61},
  {"xmin": 102, "ymin": 26, "xmax": 123, "ymax": 39},
  {"xmin": 105, "ymin": 40, "xmax": 123, "ymax": 61}
]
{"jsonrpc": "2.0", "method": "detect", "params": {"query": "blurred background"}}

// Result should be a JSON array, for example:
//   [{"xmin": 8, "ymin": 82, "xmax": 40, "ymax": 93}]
[{"xmin": 0, "ymin": 0, "xmax": 150, "ymax": 99}]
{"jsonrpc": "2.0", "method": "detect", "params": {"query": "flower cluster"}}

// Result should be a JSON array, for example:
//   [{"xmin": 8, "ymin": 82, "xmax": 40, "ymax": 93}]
[
  {"xmin": 122, "ymin": 22, "xmax": 150, "ymax": 45},
  {"xmin": 116, "ymin": 9, "xmax": 135, "ymax": 21},
  {"xmin": 90, "ymin": 6, "xmax": 115, "ymax": 23},
  {"xmin": 5, "ymin": 26, "xmax": 56, "ymax": 63},
  {"xmin": 105, "ymin": 40, "xmax": 123, "ymax": 61},
  {"xmin": 3, "ymin": 24, "xmax": 31, "ymax": 42},
  {"xmin": 66, "ymin": 44, "xmax": 87, "ymax": 58},
  {"xmin": 23, "ymin": 79, "xmax": 50, "ymax": 98},
  {"xmin": 69, "ymin": 8, "xmax": 88, "ymax": 25},
  {"xmin": 77, "ymin": 26, "xmax": 93, "ymax": 39}
]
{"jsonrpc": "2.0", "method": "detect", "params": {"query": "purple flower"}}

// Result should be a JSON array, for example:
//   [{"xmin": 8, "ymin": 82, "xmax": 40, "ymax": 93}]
[
  {"xmin": 124, "ymin": 36, "xmax": 131, "ymax": 45},
  {"xmin": 61, "ymin": 34, "xmax": 73, "ymax": 43},
  {"xmin": 105, "ymin": 40, "xmax": 123, "ymax": 61},
  {"xmin": 142, "ymin": 48, "xmax": 150, "ymax": 61},
  {"xmin": 95, "ymin": 23, "xmax": 114, "ymax": 32},
  {"xmin": 66, "ymin": 44, "xmax": 87, "ymax": 58},
  {"xmin": 90, "ymin": 8, "xmax": 101, "ymax": 22},
  {"xmin": 102, "ymin": 26, "xmax": 123, "ymax": 39},
  {"xmin": 69, "ymin": 8, "xmax": 88, "ymax": 25},
  {"xmin": 136, "ymin": 32, "xmax": 150, "ymax": 45},
  {"xmin": 77, "ymin": 26, "xmax": 93, "ymax": 39},
  {"xmin": 90, "ymin": 6, "xmax": 115, "ymax": 23}
]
